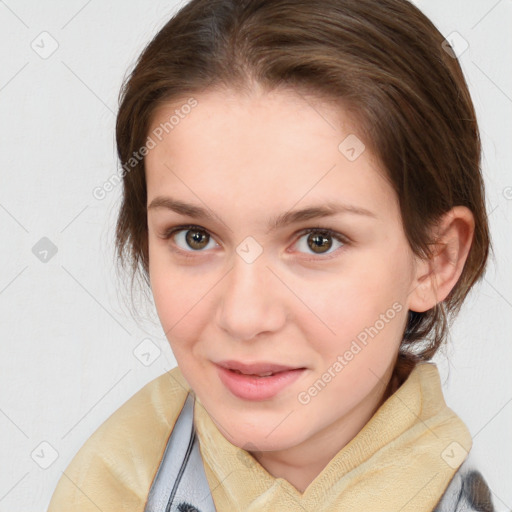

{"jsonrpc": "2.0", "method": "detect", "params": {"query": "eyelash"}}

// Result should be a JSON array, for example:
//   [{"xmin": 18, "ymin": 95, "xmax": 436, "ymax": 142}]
[{"xmin": 161, "ymin": 224, "xmax": 350, "ymax": 260}]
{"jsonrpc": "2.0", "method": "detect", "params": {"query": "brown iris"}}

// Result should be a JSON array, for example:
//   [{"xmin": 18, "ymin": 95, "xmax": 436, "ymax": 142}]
[
  {"xmin": 185, "ymin": 229, "xmax": 210, "ymax": 250},
  {"xmin": 307, "ymin": 232, "xmax": 333, "ymax": 254}
]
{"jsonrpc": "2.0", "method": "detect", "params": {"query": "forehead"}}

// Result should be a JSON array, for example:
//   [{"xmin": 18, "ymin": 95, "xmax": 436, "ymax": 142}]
[{"xmin": 144, "ymin": 88, "xmax": 395, "ymax": 219}]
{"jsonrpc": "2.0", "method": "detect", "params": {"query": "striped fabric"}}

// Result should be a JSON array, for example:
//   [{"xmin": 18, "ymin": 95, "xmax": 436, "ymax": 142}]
[{"xmin": 433, "ymin": 456, "xmax": 496, "ymax": 512}]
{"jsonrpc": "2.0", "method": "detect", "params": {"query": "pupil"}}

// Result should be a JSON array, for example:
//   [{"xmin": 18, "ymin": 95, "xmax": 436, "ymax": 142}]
[
  {"xmin": 186, "ymin": 229, "xmax": 208, "ymax": 250},
  {"xmin": 308, "ymin": 233, "xmax": 332, "ymax": 253}
]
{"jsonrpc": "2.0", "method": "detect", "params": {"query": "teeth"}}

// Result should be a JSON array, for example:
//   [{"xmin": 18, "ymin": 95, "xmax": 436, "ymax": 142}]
[{"xmin": 232, "ymin": 369, "xmax": 274, "ymax": 377}]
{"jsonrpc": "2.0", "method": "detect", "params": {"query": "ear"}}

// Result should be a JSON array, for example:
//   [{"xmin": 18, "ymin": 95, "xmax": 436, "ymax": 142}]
[{"xmin": 408, "ymin": 206, "xmax": 475, "ymax": 313}]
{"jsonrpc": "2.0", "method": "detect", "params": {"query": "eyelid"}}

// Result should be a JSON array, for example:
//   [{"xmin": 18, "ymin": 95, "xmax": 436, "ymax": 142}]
[
  {"xmin": 162, "ymin": 224, "xmax": 215, "ymax": 240},
  {"xmin": 294, "ymin": 226, "xmax": 350, "ymax": 245}
]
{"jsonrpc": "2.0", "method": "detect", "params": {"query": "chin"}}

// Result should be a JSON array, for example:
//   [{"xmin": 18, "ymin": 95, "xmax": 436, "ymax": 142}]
[{"xmin": 215, "ymin": 417, "xmax": 304, "ymax": 452}]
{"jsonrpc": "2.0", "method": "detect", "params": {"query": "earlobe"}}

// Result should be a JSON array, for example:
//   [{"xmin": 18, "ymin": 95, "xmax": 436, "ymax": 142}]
[{"xmin": 408, "ymin": 206, "xmax": 475, "ymax": 313}]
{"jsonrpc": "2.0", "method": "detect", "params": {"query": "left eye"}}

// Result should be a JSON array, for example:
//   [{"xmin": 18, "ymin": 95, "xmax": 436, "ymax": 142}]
[{"xmin": 294, "ymin": 229, "xmax": 346, "ymax": 255}]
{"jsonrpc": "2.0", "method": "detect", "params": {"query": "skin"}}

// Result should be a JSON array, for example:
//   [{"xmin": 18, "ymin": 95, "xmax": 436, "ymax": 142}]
[{"xmin": 145, "ymin": 85, "xmax": 475, "ymax": 493}]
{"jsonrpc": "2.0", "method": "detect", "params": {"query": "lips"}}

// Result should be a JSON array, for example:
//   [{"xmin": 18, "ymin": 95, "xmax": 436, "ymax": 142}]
[{"xmin": 215, "ymin": 361, "xmax": 307, "ymax": 401}]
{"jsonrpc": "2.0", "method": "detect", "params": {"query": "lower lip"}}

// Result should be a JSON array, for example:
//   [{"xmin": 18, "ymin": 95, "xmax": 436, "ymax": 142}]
[{"xmin": 216, "ymin": 365, "xmax": 306, "ymax": 401}]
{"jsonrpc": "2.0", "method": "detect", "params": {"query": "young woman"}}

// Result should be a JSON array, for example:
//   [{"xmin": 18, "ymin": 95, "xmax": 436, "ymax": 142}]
[{"xmin": 48, "ymin": 0, "xmax": 496, "ymax": 510}]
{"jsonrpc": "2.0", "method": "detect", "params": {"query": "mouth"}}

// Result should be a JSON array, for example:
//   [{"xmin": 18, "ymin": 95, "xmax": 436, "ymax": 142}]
[
  {"xmin": 215, "ymin": 360, "xmax": 307, "ymax": 401},
  {"xmin": 215, "ymin": 360, "xmax": 306, "ymax": 376},
  {"xmin": 230, "ymin": 369, "xmax": 276, "ymax": 377}
]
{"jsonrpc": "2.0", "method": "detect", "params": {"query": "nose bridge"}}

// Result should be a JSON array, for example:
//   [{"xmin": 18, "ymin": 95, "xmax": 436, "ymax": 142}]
[{"xmin": 216, "ymin": 249, "xmax": 285, "ymax": 340}]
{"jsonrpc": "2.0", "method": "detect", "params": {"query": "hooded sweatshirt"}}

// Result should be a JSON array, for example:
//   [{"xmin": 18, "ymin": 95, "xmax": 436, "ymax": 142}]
[{"xmin": 47, "ymin": 362, "xmax": 495, "ymax": 511}]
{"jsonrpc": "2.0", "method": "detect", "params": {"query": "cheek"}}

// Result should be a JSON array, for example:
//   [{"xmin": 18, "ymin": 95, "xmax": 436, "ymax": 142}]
[
  {"xmin": 149, "ymin": 256, "xmax": 204, "ymax": 341},
  {"xmin": 297, "ymin": 252, "xmax": 410, "ymax": 353},
  {"xmin": 151, "ymin": 274, "xmax": 206, "ymax": 376}
]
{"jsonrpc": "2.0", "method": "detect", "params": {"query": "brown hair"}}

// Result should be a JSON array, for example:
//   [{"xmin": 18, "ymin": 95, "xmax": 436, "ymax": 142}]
[{"xmin": 114, "ymin": 0, "xmax": 491, "ymax": 383}]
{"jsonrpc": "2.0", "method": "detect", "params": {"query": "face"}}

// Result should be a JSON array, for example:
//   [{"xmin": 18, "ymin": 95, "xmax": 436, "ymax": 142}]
[{"xmin": 145, "ymin": 86, "xmax": 419, "ymax": 454}]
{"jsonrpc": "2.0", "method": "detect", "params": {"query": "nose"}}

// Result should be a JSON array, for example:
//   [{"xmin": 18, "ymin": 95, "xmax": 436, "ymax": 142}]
[{"xmin": 215, "ymin": 253, "xmax": 287, "ymax": 341}]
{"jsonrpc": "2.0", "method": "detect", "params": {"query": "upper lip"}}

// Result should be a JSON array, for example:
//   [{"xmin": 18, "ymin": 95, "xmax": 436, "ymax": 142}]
[{"xmin": 216, "ymin": 360, "xmax": 304, "ymax": 375}]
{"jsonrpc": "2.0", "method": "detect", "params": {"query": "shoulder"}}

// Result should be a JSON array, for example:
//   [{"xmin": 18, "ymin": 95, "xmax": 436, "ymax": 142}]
[
  {"xmin": 433, "ymin": 452, "xmax": 496, "ymax": 512},
  {"xmin": 47, "ymin": 367, "xmax": 190, "ymax": 512}
]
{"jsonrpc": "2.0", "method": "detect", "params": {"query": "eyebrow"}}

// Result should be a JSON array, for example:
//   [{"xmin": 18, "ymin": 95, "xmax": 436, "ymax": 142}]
[{"xmin": 147, "ymin": 196, "xmax": 377, "ymax": 232}]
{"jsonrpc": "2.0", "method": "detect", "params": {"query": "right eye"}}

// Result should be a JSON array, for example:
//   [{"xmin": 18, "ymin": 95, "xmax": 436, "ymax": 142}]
[{"xmin": 163, "ymin": 225, "xmax": 220, "ymax": 253}]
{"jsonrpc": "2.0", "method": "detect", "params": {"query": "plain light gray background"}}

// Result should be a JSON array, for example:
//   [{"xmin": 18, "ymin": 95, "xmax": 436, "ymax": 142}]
[{"xmin": 0, "ymin": 0, "xmax": 511, "ymax": 510}]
